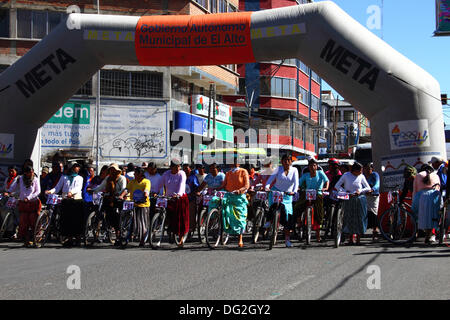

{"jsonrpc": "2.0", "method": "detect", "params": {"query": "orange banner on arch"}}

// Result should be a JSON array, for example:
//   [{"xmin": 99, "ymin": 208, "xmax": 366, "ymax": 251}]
[{"xmin": 135, "ymin": 12, "xmax": 255, "ymax": 66}]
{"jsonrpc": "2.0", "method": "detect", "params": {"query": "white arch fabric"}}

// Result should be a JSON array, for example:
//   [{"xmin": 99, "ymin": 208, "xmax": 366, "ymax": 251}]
[{"xmin": 0, "ymin": 1, "xmax": 444, "ymax": 189}]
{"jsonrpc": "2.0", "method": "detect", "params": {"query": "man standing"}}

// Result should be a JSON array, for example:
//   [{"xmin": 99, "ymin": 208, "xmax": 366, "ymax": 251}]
[{"xmin": 429, "ymin": 156, "xmax": 447, "ymax": 191}]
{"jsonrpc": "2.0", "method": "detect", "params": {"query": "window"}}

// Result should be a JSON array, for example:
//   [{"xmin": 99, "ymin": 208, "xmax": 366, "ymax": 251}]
[
  {"xmin": 311, "ymin": 71, "xmax": 321, "ymax": 83},
  {"xmin": 219, "ymin": 0, "xmax": 228, "ymax": 13},
  {"xmin": 268, "ymin": 77, "xmax": 296, "ymax": 98},
  {"xmin": 343, "ymin": 110, "xmax": 355, "ymax": 121},
  {"xmin": 0, "ymin": 9, "xmax": 9, "ymax": 37},
  {"xmin": 298, "ymin": 85, "xmax": 310, "ymax": 106},
  {"xmin": 100, "ymin": 70, "xmax": 163, "ymax": 98},
  {"xmin": 17, "ymin": 10, "xmax": 66, "ymax": 39},
  {"xmin": 311, "ymin": 95, "xmax": 320, "ymax": 111},
  {"xmin": 209, "ymin": 0, "xmax": 217, "ymax": 13},
  {"xmin": 194, "ymin": 0, "xmax": 208, "ymax": 9},
  {"xmin": 298, "ymin": 60, "xmax": 310, "ymax": 75}
]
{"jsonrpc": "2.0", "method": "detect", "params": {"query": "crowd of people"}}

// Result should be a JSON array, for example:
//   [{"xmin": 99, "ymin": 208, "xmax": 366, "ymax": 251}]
[{"xmin": 1, "ymin": 154, "xmax": 448, "ymax": 248}]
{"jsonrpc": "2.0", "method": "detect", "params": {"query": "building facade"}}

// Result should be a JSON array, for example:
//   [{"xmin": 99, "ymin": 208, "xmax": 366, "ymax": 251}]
[
  {"xmin": 0, "ymin": 0, "xmax": 239, "ymax": 169},
  {"xmin": 222, "ymin": 0, "xmax": 321, "ymax": 161},
  {"xmin": 321, "ymin": 90, "xmax": 371, "ymax": 155}
]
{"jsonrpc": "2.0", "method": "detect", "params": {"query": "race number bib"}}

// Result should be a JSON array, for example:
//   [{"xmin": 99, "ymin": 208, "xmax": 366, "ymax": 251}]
[
  {"xmin": 202, "ymin": 195, "xmax": 213, "ymax": 206},
  {"xmin": 272, "ymin": 191, "xmax": 284, "ymax": 204},
  {"xmin": 255, "ymin": 191, "xmax": 267, "ymax": 201},
  {"xmin": 46, "ymin": 194, "xmax": 60, "ymax": 205},
  {"xmin": 156, "ymin": 198, "xmax": 168, "ymax": 208},
  {"xmin": 216, "ymin": 191, "xmax": 226, "ymax": 199},
  {"xmin": 6, "ymin": 197, "xmax": 17, "ymax": 208},
  {"xmin": 336, "ymin": 192, "xmax": 349, "ymax": 200},
  {"xmin": 387, "ymin": 191, "xmax": 393, "ymax": 204},
  {"xmin": 123, "ymin": 201, "xmax": 134, "ymax": 211},
  {"xmin": 306, "ymin": 189, "xmax": 317, "ymax": 201},
  {"xmin": 293, "ymin": 192, "xmax": 300, "ymax": 202}
]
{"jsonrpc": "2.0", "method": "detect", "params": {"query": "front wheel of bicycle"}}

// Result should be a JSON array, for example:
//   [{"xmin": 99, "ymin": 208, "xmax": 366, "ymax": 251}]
[
  {"xmin": 252, "ymin": 207, "xmax": 265, "ymax": 244},
  {"xmin": 269, "ymin": 209, "xmax": 280, "ymax": 250},
  {"xmin": 334, "ymin": 206, "xmax": 343, "ymax": 248},
  {"xmin": 119, "ymin": 210, "xmax": 134, "ymax": 248},
  {"xmin": 379, "ymin": 207, "xmax": 417, "ymax": 244},
  {"xmin": 197, "ymin": 207, "xmax": 208, "ymax": 244},
  {"xmin": 0, "ymin": 211, "xmax": 13, "ymax": 240},
  {"xmin": 205, "ymin": 208, "xmax": 222, "ymax": 249},
  {"xmin": 438, "ymin": 205, "xmax": 447, "ymax": 245},
  {"xmin": 149, "ymin": 209, "xmax": 166, "ymax": 249},
  {"xmin": 304, "ymin": 207, "xmax": 312, "ymax": 245},
  {"xmin": 33, "ymin": 209, "xmax": 52, "ymax": 248}
]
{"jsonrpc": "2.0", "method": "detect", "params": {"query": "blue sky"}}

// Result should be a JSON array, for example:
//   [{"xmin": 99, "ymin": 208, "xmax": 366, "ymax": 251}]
[{"xmin": 317, "ymin": 0, "xmax": 450, "ymax": 125}]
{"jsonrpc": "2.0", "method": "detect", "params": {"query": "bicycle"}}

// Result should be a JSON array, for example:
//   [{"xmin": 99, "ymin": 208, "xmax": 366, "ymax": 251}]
[
  {"xmin": 438, "ymin": 191, "xmax": 449, "ymax": 245},
  {"xmin": 197, "ymin": 189, "xmax": 214, "ymax": 244},
  {"xmin": 297, "ymin": 189, "xmax": 318, "ymax": 245},
  {"xmin": 251, "ymin": 188, "xmax": 270, "ymax": 244},
  {"xmin": 205, "ymin": 190, "xmax": 229, "ymax": 249},
  {"xmin": 117, "ymin": 198, "xmax": 135, "ymax": 248},
  {"xmin": 84, "ymin": 192, "xmax": 116, "ymax": 246},
  {"xmin": 0, "ymin": 195, "xmax": 19, "ymax": 240},
  {"xmin": 378, "ymin": 186, "xmax": 417, "ymax": 244},
  {"xmin": 265, "ymin": 190, "xmax": 291, "ymax": 250},
  {"xmin": 33, "ymin": 194, "xmax": 63, "ymax": 248},
  {"xmin": 331, "ymin": 191, "xmax": 351, "ymax": 248},
  {"xmin": 322, "ymin": 191, "xmax": 336, "ymax": 240},
  {"xmin": 149, "ymin": 195, "xmax": 187, "ymax": 249}
]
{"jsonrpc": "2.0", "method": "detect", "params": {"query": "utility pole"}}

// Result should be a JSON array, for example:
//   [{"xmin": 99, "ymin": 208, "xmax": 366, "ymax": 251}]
[
  {"xmin": 332, "ymin": 95, "xmax": 339, "ymax": 154},
  {"xmin": 95, "ymin": 0, "xmax": 101, "ymax": 173}
]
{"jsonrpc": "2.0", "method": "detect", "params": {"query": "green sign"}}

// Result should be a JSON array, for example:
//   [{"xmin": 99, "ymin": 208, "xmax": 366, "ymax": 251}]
[
  {"xmin": 47, "ymin": 101, "xmax": 91, "ymax": 124},
  {"xmin": 209, "ymin": 120, "xmax": 234, "ymax": 143}
]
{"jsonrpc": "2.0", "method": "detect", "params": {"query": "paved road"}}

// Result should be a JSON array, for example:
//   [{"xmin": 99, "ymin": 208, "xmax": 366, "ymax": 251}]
[{"xmin": 0, "ymin": 235, "xmax": 449, "ymax": 300}]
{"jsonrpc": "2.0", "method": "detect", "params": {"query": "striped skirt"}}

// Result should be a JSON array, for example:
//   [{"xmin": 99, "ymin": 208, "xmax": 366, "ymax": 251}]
[{"xmin": 342, "ymin": 195, "xmax": 368, "ymax": 235}]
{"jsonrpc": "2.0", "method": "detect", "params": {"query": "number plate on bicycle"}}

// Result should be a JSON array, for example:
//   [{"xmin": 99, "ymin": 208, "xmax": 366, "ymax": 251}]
[
  {"xmin": 46, "ymin": 194, "xmax": 60, "ymax": 205},
  {"xmin": 123, "ymin": 201, "xmax": 134, "ymax": 211},
  {"xmin": 272, "ymin": 191, "xmax": 284, "ymax": 204},
  {"xmin": 93, "ymin": 193, "xmax": 102, "ymax": 205},
  {"xmin": 216, "ymin": 191, "xmax": 226, "ymax": 199},
  {"xmin": 293, "ymin": 192, "xmax": 300, "ymax": 202},
  {"xmin": 202, "ymin": 195, "xmax": 213, "ymax": 206},
  {"xmin": 156, "ymin": 198, "xmax": 168, "ymax": 208},
  {"xmin": 336, "ymin": 192, "xmax": 349, "ymax": 200},
  {"xmin": 6, "ymin": 197, "xmax": 17, "ymax": 208},
  {"xmin": 255, "ymin": 191, "xmax": 267, "ymax": 201},
  {"xmin": 306, "ymin": 189, "xmax": 317, "ymax": 201}
]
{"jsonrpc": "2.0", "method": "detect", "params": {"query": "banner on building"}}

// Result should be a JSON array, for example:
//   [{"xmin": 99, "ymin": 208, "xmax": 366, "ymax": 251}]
[
  {"xmin": 173, "ymin": 111, "xmax": 234, "ymax": 143},
  {"xmin": 0, "ymin": 133, "xmax": 14, "ymax": 159},
  {"xmin": 41, "ymin": 100, "xmax": 94, "ymax": 159},
  {"xmin": 98, "ymin": 100, "xmax": 168, "ymax": 162},
  {"xmin": 192, "ymin": 94, "xmax": 232, "ymax": 124},
  {"xmin": 435, "ymin": 0, "xmax": 450, "ymax": 35},
  {"xmin": 389, "ymin": 119, "xmax": 430, "ymax": 151}
]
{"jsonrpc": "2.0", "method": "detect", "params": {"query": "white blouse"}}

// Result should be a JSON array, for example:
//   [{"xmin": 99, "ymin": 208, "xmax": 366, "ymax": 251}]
[
  {"xmin": 334, "ymin": 172, "xmax": 371, "ymax": 194},
  {"xmin": 265, "ymin": 166, "xmax": 299, "ymax": 193},
  {"xmin": 49, "ymin": 175, "xmax": 84, "ymax": 200}
]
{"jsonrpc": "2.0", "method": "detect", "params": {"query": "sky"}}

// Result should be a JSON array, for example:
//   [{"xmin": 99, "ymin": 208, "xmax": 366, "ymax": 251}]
[{"xmin": 316, "ymin": 0, "xmax": 450, "ymax": 125}]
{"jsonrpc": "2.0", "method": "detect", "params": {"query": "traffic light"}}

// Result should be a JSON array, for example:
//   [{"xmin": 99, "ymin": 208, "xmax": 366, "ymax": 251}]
[{"xmin": 442, "ymin": 94, "xmax": 448, "ymax": 105}]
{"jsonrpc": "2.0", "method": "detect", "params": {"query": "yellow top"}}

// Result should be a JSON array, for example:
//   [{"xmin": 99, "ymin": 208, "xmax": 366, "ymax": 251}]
[{"xmin": 126, "ymin": 178, "xmax": 151, "ymax": 207}]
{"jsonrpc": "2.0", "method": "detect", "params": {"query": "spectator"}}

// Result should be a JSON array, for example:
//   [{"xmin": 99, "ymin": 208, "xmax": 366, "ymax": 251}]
[{"xmin": 363, "ymin": 163, "xmax": 380, "ymax": 242}]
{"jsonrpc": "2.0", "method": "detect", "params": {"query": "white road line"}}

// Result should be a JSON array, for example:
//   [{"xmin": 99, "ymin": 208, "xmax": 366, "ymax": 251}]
[{"xmin": 268, "ymin": 275, "xmax": 315, "ymax": 299}]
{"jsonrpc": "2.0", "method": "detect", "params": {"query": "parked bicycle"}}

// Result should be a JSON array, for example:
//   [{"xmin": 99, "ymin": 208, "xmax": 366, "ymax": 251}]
[
  {"xmin": 0, "ymin": 195, "xmax": 19, "ymax": 240},
  {"xmin": 33, "ymin": 194, "xmax": 63, "ymax": 248},
  {"xmin": 378, "ymin": 186, "xmax": 417, "ymax": 244},
  {"xmin": 149, "ymin": 195, "xmax": 187, "ymax": 249},
  {"xmin": 205, "ymin": 190, "xmax": 229, "ymax": 249},
  {"xmin": 84, "ymin": 192, "xmax": 116, "ymax": 246}
]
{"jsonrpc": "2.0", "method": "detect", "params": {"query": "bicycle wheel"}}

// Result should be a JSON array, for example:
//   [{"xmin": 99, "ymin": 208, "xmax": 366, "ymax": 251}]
[
  {"xmin": 33, "ymin": 209, "xmax": 52, "ymax": 248},
  {"xmin": 174, "ymin": 231, "xmax": 189, "ymax": 247},
  {"xmin": 197, "ymin": 207, "xmax": 208, "ymax": 243},
  {"xmin": 149, "ymin": 209, "xmax": 166, "ymax": 249},
  {"xmin": 438, "ymin": 205, "xmax": 447, "ymax": 245},
  {"xmin": 304, "ymin": 207, "xmax": 312, "ymax": 245},
  {"xmin": 119, "ymin": 210, "xmax": 134, "ymax": 247},
  {"xmin": 85, "ymin": 211, "xmax": 99, "ymax": 246},
  {"xmin": 323, "ymin": 204, "xmax": 335, "ymax": 240},
  {"xmin": 0, "ymin": 211, "xmax": 13, "ymax": 240},
  {"xmin": 252, "ymin": 207, "xmax": 265, "ymax": 244},
  {"xmin": 334, "ymin": 206, "xmax": 343, "ymax": 248},
  {"xmin": 205, "ymin": 208, "xmax": 222, "ymax": 249},
  {"xmin": 269, "ymin": 209, "xmax": 280, "ymax": 250},
  {"xmin": 379, "ymin": 207, "xmax": 416, "ymax": 244}
]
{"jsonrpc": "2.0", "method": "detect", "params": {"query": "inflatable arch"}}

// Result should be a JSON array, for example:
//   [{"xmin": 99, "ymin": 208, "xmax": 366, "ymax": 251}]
[{"xmin": 0, "ymin": 1, "xmax": 445, "ymax": 188}]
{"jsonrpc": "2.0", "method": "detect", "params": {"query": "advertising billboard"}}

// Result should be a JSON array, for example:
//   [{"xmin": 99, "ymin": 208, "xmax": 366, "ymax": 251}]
[{"xmin": 435, "ymin": 0, "xmax": 450, "ymax": 35}]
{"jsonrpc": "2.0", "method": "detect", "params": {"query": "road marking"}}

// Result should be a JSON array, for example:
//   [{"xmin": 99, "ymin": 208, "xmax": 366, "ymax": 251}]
[{"xmin": 268, "ymin": 275, "xmax": 315, "ymax": 299}]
